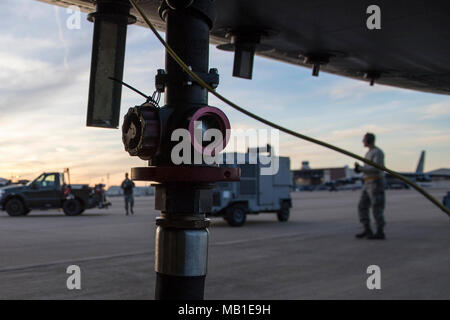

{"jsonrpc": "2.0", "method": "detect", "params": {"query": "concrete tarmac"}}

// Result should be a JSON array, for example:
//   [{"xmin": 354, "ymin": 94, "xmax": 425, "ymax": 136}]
[{"xmin": 0, "ymin": 189, "xmax": 449, "ymax": 299}]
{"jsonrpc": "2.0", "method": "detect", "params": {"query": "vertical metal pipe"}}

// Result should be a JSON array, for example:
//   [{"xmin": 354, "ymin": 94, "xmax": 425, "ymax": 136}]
[
  {"xmin": 154, "ymin": 0, "xmax": 215, "ymax": 300},
  {"xmin": 163, "ymin": 6, "xmax": 210, "ymax": 108},
  {"xmin": 155, "ymin": 227, "xmax": 209, "ymax": 300}
]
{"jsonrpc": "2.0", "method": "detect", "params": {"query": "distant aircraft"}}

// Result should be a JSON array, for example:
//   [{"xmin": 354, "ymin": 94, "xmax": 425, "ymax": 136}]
[
  {"xmin": 386, "ymin": 151, "xmax": 430, "ymax": 189},
  {"xmin": 416, "ymin": 151, "xmax": 426, "ymax": 175},
  {"xmin": 399, "ymin": 151, "xmax": 430, "ymax": 181}
]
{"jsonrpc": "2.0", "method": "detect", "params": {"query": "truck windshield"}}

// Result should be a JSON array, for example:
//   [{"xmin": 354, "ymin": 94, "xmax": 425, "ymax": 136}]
[
  {"xmin": 40, "ymin": 175, "xmax": 56, "ymax": 188},
  {"xmin": 28, "ymin": 174, "xmax": 57, "ymax": 189},
  {"xmin": 28, "ymin": 174, "xmax": 45, "ymax": 186}
]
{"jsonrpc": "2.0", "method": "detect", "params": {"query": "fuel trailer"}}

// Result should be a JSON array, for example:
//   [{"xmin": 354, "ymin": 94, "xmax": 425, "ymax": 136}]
[{"xmin": 210, "ymin": 148, "xmax": 292, "ymax": 226}]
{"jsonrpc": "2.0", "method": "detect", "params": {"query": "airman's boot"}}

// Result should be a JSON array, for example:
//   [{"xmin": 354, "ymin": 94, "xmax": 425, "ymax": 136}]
[
  {"xmin": 355, "ymin": 225, "xmax": 373, "ymax": 239},
  {"xmin": 368, "ymin": 227, "xmax": 385, "ymax": 240}
]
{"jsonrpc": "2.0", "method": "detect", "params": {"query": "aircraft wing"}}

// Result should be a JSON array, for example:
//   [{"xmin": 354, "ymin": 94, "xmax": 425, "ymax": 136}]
[{"xmin": 36, "ymin": 0, "xmax": 450, "ymax": 95}]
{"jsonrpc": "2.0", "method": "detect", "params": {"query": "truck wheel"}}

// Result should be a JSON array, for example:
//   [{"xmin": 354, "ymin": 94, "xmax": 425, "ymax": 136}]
[
  {"xmin": 277, "ymin": 201, "xmax": 290, "ymax": 222},
  {"xmin": 63, "ymin": 199, "xmax": 82, "ymax": 216},
  {"xmin": 5, "ymin": 198, "xmax": 26, "ymax": 217},
  {"xmin": 225, "ymin": 204, "xmax": 247, "ymax": 227}
]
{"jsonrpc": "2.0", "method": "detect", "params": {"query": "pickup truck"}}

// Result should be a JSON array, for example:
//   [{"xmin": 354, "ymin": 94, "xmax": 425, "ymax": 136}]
[{"xmin": 0, "ymin": 172, "xmax": 110, "ymax": 216}]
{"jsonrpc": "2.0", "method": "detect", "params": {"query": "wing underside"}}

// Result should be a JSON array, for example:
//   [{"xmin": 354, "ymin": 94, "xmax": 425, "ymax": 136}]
[{"xmin": 36, "ymin": 0, "xmax": 450, "ymax": 95}]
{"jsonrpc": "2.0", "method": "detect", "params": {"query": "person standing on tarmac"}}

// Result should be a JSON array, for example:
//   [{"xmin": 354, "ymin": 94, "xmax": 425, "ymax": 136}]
[
  {"xmin": 354, "ymin": 133, "xmax": 386, "ymax": 240},
  {"xmin": 121, "ymin": 173, "xmax": 135, "ymax": 215}
]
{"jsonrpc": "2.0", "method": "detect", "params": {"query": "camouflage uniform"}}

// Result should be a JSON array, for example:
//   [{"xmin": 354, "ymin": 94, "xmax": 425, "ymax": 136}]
[
  {"xmin": 358, "ymin": 146, "xmax": 386, "ymax": 228},
  {"xmin": 121, "ymin": 178, "xmax": 135, "ymax": 215}
]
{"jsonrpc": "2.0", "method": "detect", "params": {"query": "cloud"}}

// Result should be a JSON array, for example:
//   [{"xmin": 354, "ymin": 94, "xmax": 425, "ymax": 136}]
[
  {"xmin": 322, "ymin": 79, "xmax": 398, "ymax": 100},
  {"xmin": 419, "ymin": 101, "xmax": 450, "ymax": 119},
  {"xmin": 328, "ymin": 124, "xmax": 396, "ymax": 141},
  {"xmin": 414, "ymin": 131, "xmax": 450, "ymax": 145},
  {"xmin": 54, "ymin": 6, "xmax": 70, "ymax": 70},
  {"xmin": 0, "ymin": 34, "xmax": 61, "ymax": 53},
  {"xmin": 0, "ymin": 52, "xmax": 50, "ymax": 76}
]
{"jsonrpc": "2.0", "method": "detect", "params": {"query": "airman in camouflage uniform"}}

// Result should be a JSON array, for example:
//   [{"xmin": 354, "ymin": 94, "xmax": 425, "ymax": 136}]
[
  {"xmin": 354, "ymin": 133, "xmax": 386, "ymax": 240},
  {"xmin": 121, "ymin": 173, "xmax": 135, "ymax": 216}
]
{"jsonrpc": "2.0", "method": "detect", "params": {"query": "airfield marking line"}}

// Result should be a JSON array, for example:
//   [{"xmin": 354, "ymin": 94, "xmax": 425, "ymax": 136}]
[
  {"xmin": 0, "ymin": 227, "xmax": 350, "ymax": 273},
  {"xmin": 211, "ymin": 224, "xmax": 354, "ymax": 246},
  {"xmin": 0, "ymin": 250, "xmax": 154, "ymax": 273},
  {"xmin": 212, "ymin": 232, "xmax": 310, "ymax": 246}
]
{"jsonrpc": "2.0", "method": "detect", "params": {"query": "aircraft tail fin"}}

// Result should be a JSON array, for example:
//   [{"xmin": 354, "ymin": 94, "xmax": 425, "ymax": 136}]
[{"xmin": 416, "ymin": 150, "xmax": 425, "ymax": 174}]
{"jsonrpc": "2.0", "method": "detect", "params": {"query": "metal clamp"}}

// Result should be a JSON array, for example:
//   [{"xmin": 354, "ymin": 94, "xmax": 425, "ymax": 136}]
[{"xmin": 155, "ymin": 68, "xmax": 219, "ymax": 92}]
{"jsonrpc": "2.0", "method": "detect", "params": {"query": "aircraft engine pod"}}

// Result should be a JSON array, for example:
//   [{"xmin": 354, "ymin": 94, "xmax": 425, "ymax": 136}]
[
  {"xmin": 188, "ymin": 106, "xmax": 231, "ymax": 156},
  {"xmin": 122, "ymin": 103, "xmax": 161, "ymax": 160}
]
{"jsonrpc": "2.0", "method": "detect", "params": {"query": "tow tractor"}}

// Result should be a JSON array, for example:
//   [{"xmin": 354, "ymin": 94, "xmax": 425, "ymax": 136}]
[{"xmin": 0, "ymin": 172, "xmax": 111, "ymax": 216}]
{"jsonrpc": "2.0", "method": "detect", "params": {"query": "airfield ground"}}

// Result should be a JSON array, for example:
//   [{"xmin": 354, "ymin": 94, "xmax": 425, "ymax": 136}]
[{"xmin": 0, "ymin": 189, "xmax": 449, "ymax": 299}]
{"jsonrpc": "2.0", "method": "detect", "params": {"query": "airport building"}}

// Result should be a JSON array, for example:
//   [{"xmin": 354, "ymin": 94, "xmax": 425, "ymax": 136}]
[
  {"xmin": 106, "ymin": 186, "xmax": 155, "ymax": 197},
  {"xmin": 426, "ymin": 168, "xmax": 450, "ymax": 188},
  {"xmin": 292, "ymin": 161, "xmax": 358, "ymax": 187},
  {"xmin": 427, "ymin": 168, "xmax": 450, "ymax": 181}
]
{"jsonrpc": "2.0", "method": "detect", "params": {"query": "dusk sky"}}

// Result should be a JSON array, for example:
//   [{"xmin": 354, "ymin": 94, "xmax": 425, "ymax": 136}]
[{"xmin": 0, "ymin": 0, "xmax": 449, "ymax": 186}]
